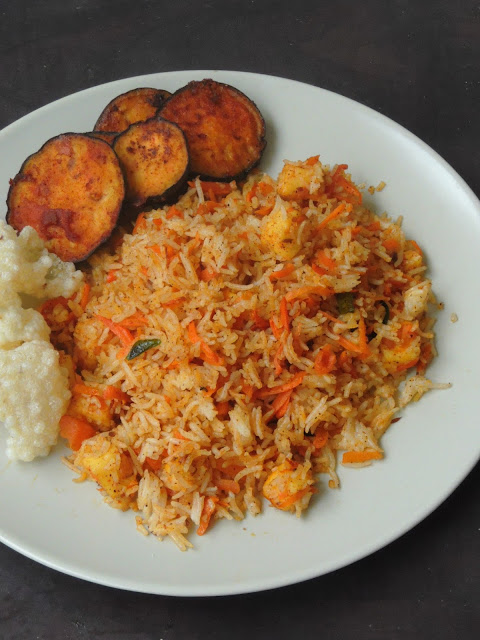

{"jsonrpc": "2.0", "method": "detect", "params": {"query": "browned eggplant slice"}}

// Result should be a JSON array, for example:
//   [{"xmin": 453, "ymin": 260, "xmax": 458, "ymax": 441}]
[
  {"xmin": 94, "ymin": 88, "xmax": 172, "ymax": 133},
  {"xmin": 87, "ymin": 130, "xmax": 118, "ymax": 145},
  {"xmin": 7, "ymin": 133, "xmax": 125, "ymax": 262},
  {"xmin": 159, "ymin": 79, "xmax": 266, "ymax": 181},
  {"xmin": 113, "ymin": 117, "xmax": 189, "ymax": 206}
]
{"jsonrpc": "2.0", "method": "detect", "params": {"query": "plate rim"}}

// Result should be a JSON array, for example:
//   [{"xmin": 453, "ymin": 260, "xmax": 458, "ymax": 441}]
[{"xmin": 1, "ymin": 69, "xmax": 479, "ymax": 596}]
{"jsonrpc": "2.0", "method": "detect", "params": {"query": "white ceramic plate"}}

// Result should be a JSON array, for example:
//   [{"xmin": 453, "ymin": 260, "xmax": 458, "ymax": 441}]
[{"xmin": 0, "ymin": 71, "xmax": 479, "ymax": 596}]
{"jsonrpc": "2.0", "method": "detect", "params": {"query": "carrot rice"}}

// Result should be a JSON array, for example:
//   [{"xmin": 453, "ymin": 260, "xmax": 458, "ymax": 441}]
[{"xmin": 45, "ymin": 157, "xmax": 449, "ymax": 550}]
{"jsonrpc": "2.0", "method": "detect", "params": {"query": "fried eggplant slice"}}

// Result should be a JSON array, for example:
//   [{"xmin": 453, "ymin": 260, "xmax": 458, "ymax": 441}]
[
  {"xmin": 7, "ymin": 133, "xmax": 125, "ymax": 262},
  {"xmin": 113, "ymin": 117, "xmax": 189, "ymax": 206},
  {"xmin": 94, "ymin": 88, "xmax": 172, "ymax": 133},
  {"xmin": 159, "ymin": 79, "xmax": 266, "ymax": 181},
  {"xmin": 87, "ymin": 131, "xmax": 118, "ymax": 145}
]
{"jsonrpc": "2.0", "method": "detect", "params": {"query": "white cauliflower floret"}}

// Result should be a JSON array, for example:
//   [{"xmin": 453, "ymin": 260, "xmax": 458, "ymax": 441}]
[
  {"xmin": 0, "ymin": 340, "xmax": 71, "ymax": 461},
  {"xmin": 0, "ymin": 299, "xmax": 50, "ymax": 349},
  {"xmin": 0, "ymin": 220, "xmax": 83, "ymax": 299},
  {"xmin": 403, "ymin": 280, "xmax": 431, "ymax": 320}
]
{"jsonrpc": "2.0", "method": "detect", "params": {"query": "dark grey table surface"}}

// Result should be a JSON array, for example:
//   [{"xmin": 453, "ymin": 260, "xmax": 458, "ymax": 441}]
[{"xmin": 1, "ymin": 1, "xmax": 479, "ymax": 638}]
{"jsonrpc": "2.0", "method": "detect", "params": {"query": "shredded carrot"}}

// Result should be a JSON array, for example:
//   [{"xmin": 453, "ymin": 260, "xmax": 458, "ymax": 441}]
[
  {"xmin": 59, "ymin": 415, "xmax": 96, "ymax": 451},
  {"xmin": 318, "ymin": 309, "xmax": 340, "ymax": 324},
  {"xmin": 165, "ymin": 245, "xmax": 176, "ymax": 262},
  {"xmin": 162, "ymin": 298, "xmax": 184, "ymax": 308},
  {"xmin": 200, "ymin": 266, "xmax": 218, "ymax": 281},
  {"xmin": 140, "ymin": 266, "xmax": 149, "ymax": 276},
  {"xmin": 116, "ymin": 346, "xmax": 130, "ymax": 360},
  {"xmin": 270, "ymin": 263, "xmax": 295, "ymax": 281},
  {"xmin": 96, "ymin": 315, "xmax": 134, "ymax": 347},
  {"xmin": 152, "ymin": 218, "xmax": 163, "ymax": 229},
  {"xmin": 382, "ymin": 237, "xmax": 400, "ymax": 252},
  {"xmin": 314, "ymin": 250, "xmax": 336, "ymax": 273},
  {"xmin": 132, "ymin": 212, "xmax": 146, "ymax": 234},
  {"xmin": 269, "ymin": 317, "xmax": 283, "ymax": 340},
  {"xmin": 280, "ymin": 297, "xmax": 290, "ymax": 332},
  {"xmin": 73, "ymin": 383, "xmax": 102, "ymax": 397},
  {"xmin": 188, "ymin": 181, "xmax": 233, "ymax": 201},
  {"xmin": 336, "ymin": 176, "xmax": 362, "ymax": 203},
  {"xmin": 103, "ymin": 385, "xmax": 130, "ymax": 403},
  {"xmin": 259, "ymin": 371, "xmax": 305, "ymax": 397},
  {"xmin": 148, "ymin": 244, "xmax": 162, "ymax": 256},
  {"xmin": 330, "ymin": 163, "xmax": 348, "ymax": 181},
  {"xmin": 313, "ymin": 429, "xmax": 329, "ymax": 449},
  {"xmin": 118, "ymin": 311, "xmax": 149, "ymax": 329},
  {"xmin": 166, "ymin": 205, "xmax": 183, "ymax": 220},
  {"xmin": 314, "ymin": 344, "xmax": 337, "ymax": 375},
  {"xmin": 342, "ymin": 450, "xmax": 383, "ymax": 464},
  {"xmin": 172, "ymin": 430, "xmax": 189, "ymax": 440},
  {"xmin": 409, "ymin": 239, "xmax": 423, "ymax": 256},
  {"xmin": 273, "ymin": 340, "xmax": 285, "ymax": 375},
  {"xmin": 317, "ymin": 203, "xmax": 347, "ymax": 231},
  {"xmin": 366, "ymin": 221, "xmax": 381, "ymax": 232},
  {"xmin": 257, "ymin": 181, "xmax": 274, "ymax": 196},
  {"xmin": 80, "ymin": 283, "xmax": 90, "ymax": 309},
  {"xmin": 273, "ymin": 487, "xmax": 310, "ymax": 509},
  {"xmin": 252, "ymin": 308, "xmax": 269, "ymax": 329},
  {"xmin": 216, "ymin": 401, "xmax": 230, "ymax": 417},
  {"xmin": 272, "ymin": 389, "xmax": 293, "ymax": 418},
  {"xmin": 246, "ymin": 183, "xmax": 257, "ymax": 202},
  {"xmin": 285, "ymin": 284, "xmax": 331, "ymax": 302},
  {"xmin": 187, "ymin": 321, "xmax": 200, "ymax": 344},
  {"xmin": 197, "ymin": 201, "xmax": 218, "ymax": 215},
  {"xmin": 106, "ymin": 269, "xmax": 118, "ymax": 283},
  {"xmin": 222, "ymin": 463, "xmax": 244, "ymax": 478},
  {"xmin": 188, "ymin": 322, "xmax": 224, "ymax": 365},
  {"xmin": 200, "ymin": 341, "xmax": 225, "ymax": 366},
  {"xmin": 216, "ymin": 479, "xmax": 241, "ymax": 494},
  {"xmin": 399, "ymin": 321, "xmax": 416, "ymax": 346},
  {"xmin": 397, "ymin": 357, "xmax": 419, "ymax": 372},
  {"xmin": 305, "ymin": 155, "xmax": 320, "ymax": 166},
  {"xmin": 197, "ymin": 496, "xmax": 219, "ymax": 536},
  {"xmin": 38, "ymin": 296, "xmax": 69, "ymax": 318},
  {"xmin": 165, "ymin": 359, "xmax": 180, "ymax": 370},
  {"xmin": 255, "ymin": 204, "xmax": 274, "ymax": 216},
  {"xmin": 145, "ymin": 456, "xmax": 164, "ymax": 471},
  {"xmin": 337, "ymin": 317, "xmax": 369, "ymax": 357}
]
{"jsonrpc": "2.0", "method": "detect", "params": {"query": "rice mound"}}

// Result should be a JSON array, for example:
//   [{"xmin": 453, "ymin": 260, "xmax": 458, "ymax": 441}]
[{"xmin": 51, "ymin": 157, "xmax": 448, "ymax": 550}]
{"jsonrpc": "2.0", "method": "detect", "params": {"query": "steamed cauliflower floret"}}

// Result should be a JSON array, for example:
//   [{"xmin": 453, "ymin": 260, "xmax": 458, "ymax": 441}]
[
  {"xmin": 403, "ymin": 281, "xmax": 431, "ymax": 320},
  {"xmin": 260, "ymin": 198, "xmax": 302, "ymax": 260},
  {"xmin": 0, "ymin": 220, "xmax": 83, "ymax": 299},
  {"xmin": 0, "ymin": 299, "xmax": 50, "ymax": 349},
  {"xmin": 277, "ymin": 160, "xmax": 324, "ymax": 201},
  {"xmin": 0, "ymin": 340, "xmax": 71, "ymax": 461}
]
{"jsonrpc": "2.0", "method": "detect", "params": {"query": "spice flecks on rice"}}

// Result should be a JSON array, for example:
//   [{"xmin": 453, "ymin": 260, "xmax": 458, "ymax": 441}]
[{"xmin": 49, "ymin": 157, "xmax": 446, "ymax": 549}]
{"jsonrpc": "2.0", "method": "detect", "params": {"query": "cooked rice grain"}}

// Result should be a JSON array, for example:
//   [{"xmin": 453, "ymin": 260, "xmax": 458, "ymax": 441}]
[{"xmin": 53, "ymin": 157, "xmax": 449, "ymax": 549}]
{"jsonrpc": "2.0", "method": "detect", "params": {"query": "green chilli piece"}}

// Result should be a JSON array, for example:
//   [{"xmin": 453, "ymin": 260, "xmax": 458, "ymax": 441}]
[
  {"xmin": 336, "ymin": 292, "xmax": 355, "ymax": 315},
  {"xmin": 126, "ymin": 338, "xmax": 161, "ymax": 361}
]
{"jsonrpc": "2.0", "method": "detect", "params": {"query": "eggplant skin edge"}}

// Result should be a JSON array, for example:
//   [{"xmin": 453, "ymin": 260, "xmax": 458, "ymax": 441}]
[
  {"xmin": 94, "ymin": 87, "xmax": 172, "ymax": 133},
  {"xmin": 159, "ymin": 79, "xmax": 267, "ymax": 183},
  {"xmin": 6, "ymin": 132, "xmax": 125, "ymax": 263}
]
